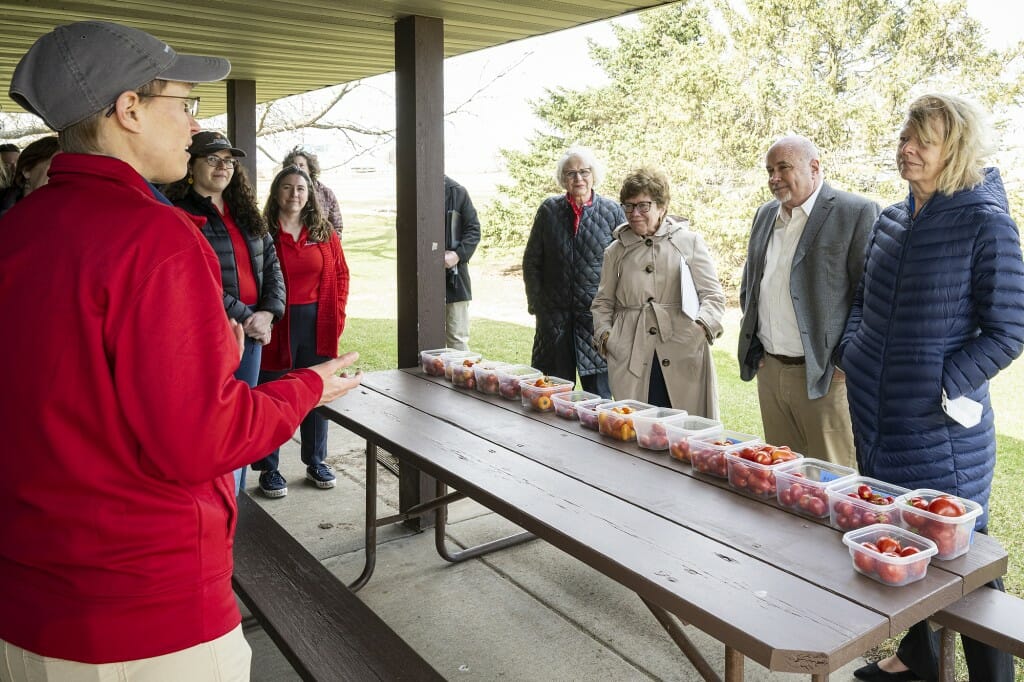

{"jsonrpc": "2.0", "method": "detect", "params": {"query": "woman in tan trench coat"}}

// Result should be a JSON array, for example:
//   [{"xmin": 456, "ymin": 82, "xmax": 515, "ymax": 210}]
[{"xmin": 592, "ymin": 168, "xmax": 726, "ymax": 418}]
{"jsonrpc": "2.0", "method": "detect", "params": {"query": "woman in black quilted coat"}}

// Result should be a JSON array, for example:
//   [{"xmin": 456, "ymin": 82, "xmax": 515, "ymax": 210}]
[{"xmin": 523, "ymin": 147, "xmax": 625, "ymax": 398}]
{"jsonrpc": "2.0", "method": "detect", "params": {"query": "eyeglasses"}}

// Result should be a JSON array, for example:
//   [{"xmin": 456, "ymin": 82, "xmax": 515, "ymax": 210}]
[
  {"xmin": 104, "ymin": 94, "xmax": 201, "ymax": 118},
  {"xmin": 563, "ymin": 169, "xmax": 592, "ymax": 180},
  {"xmin": 204, "ymin": 155, "xmax": 239, "ymax": 169},
  {"xmin": 621, "ymin": 201, "xmax": 654, "ymax": 214}
]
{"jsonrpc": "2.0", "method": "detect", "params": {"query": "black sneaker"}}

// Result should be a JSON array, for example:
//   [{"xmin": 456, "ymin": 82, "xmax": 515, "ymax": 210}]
[
  {"xmin": 306, "ymin": 463, "xmax": 336, "ymax": 489},
  {"xmin": 258, "ymin": 470, "xmax": 288, "ymax": 498}
]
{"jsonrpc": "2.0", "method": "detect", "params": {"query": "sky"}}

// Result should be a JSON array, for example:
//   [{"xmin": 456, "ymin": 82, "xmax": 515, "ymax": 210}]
[{"xmin": 250, "ymin": 0, "xmax": 1021, "ymax": 203}]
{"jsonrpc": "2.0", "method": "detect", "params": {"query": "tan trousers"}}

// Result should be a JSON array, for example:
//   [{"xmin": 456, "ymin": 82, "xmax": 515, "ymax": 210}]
[
  {"xmin": 445, "ymin": 300, "xmax": 470, "ymax": 351},
  {"xmin": 756, "ymin": 354, "xmax": 858, "ymax": 470},
  {"xmin": 0, "ymin": 624, "xmax": 250, "ymax": 682}
]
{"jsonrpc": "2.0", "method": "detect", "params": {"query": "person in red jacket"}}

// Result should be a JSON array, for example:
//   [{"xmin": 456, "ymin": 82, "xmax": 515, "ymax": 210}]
[
  {"xmin": 254, "ymin": 165, "xmax": 350, "ymax": 498},
  {"xmin": 0, "ymin": 20, "xmax": 361, "ymax": 682}
]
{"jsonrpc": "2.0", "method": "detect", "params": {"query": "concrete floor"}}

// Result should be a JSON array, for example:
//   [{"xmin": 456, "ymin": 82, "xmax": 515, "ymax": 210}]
[{"xmin": 241, "ymin": 423, "xmax": 871, "ymax": 681}]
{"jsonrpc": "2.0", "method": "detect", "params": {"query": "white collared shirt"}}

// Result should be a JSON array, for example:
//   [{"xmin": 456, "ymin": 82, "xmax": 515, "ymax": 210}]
[{"xmin": 757, "ymin": 183, "xmax": 822, "ymax": 357}]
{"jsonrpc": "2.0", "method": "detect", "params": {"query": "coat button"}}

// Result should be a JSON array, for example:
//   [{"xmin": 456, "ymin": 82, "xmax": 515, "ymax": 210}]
[
  {"xmin": 644, "ymin": 264, "xmax": 654, "ymax": 273},
  {"xmin": 649, "ymin": 327, "xmax": 657, "ymax": 335},
  {"xmin": 645, "ymin": 238, "xmax": 653, "ymax": 246},
  {"xmin": 661, "ymin": 358, "xmax": 670, "ymax": 367}
]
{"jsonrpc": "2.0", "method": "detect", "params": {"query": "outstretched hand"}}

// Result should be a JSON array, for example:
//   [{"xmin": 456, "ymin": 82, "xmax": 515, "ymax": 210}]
[{"xmin": 310, "ymin": 351, "xmax": 363, "ymax": 406}]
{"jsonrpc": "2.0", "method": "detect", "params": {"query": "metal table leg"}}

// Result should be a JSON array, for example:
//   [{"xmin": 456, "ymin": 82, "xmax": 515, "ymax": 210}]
[
  {"xmin": 938, "ymin": 625, "xmax": 956, "ymax": 682},
  {"xmin": 641, "ymin": 597, "xmax": 722, "ymax": 682},
  {"xmin": 349, "ymin": 442, "xmax": 535, "ymax": 590},
  {"xmin": 347, "ymin": 441, "xmax": 379, "ymax": 592},
  {"xmin": 433, "ymin": 479, "xmax": 536, "ymax": 562}
]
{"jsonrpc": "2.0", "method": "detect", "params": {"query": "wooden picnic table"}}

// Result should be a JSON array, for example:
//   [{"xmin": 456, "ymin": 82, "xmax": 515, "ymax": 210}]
[{"xmin": 318, "ymin": 368, "xmax": 1008, "ymax": 681}]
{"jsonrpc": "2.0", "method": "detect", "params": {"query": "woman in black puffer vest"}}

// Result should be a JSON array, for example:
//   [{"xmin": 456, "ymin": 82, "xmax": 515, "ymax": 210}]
[
  {"xmin": 166, "ymin": 131, "xmax": 285, "ymax": 494},
  {"xmin": 523, "ymin": 146, "xmax": 624, "ymax": 398}
]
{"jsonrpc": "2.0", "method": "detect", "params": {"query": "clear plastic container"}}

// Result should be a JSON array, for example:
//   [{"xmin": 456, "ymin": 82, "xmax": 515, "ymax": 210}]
[
  {"xmin": 419, "ymin": 347, "xmax": 457, "ymax": 376},
  {"xmin": 450, "ymin": 356, "xmax": 486, "ymax": 388},
  {"xmin": 665, "ymin": 416, "xmax": 723, "ymax": 463},
  {"xmin": 441, "ymin": 351, "xmax": 481, "ymax": 381},
  {"xmin": 687, "ymin": 430, "xmax": 762, "ymax": 478},
  {"xmin": 774, "ymin": 458, "xmax": 856, "ymax": 518},
  {"xmin": 596, "ymin": 400, "xmax": 656, "ymax": 442},
  {"xmin": 551, "ymin": 390, "xmax": 600, "ymax": 420},
  {"xmin": 576, "ymin": 398, "xmax": 613, "ymax": 430},
  {"xmin": 472, "ymin": 361, "xmax": 510, "ymax": 395},
  {"xmin": 826, "ymin": 476, "xmax": 910, "ymax": 531},
  {"xmin": 725, "ymin": 444, "xmax": 803, "ymax": 498},
  {"xmin": 631, "ymin": 408, "xmax": 689, "ymax": 451},
  {"xmin": 494, "ymin": 364, "xmax": 542, "ymax": 400},
  {"xmin": 843, "ymin": 524, "xmax": 937, "ymax": 586},
  {"xmin": 897, "ymin": 489, "xmax": 983, "ymax": 560},
  {"xmin": 519, "ymin": 376, "xmax": 574, "ymax": 412}
]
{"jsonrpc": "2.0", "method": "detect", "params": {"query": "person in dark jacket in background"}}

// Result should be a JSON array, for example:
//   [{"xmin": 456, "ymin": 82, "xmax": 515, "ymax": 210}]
[
  {"xmin": 523, "ymin": 147, "xmax": 624, "ymax": 398},
  {"xmin": 840, "ymin": 94, "xmax": 1023, "ymax": 682},
  {"xmin": 282, "ymin": 145, "xmax": 344, "ymax": 236},
  {"xmin": 444, "ymin": 175, "xmax": 480, "ymax": 350},
  {"xmin": 166, "ymin": 131, "xmax": 286, "ymax": 494},
  {"xmin": 0, "ymin": 136, "xmax": 59, "ymax": 218}
]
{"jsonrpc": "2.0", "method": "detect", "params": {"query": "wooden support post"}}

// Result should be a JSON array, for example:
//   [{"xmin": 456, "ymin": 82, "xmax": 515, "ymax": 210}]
[
  {"xmin": 225, "ymin": 79, "xmax": 258, "ymax": 189},
  {"xmin": 394, "ymin": 14, "xmax": 444, "ymax": 528}
]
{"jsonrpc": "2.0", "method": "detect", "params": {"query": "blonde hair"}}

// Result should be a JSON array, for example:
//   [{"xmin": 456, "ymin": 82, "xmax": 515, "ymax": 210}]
[{"xmin": 904, "ymin": 94, "xmax": 994, "ymax": 195}]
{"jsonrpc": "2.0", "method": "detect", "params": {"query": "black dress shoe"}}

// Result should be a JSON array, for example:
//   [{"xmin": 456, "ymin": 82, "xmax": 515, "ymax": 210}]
[{"xmin": 853, "ymin": 661, "xmax": 921, "ymax": 681}]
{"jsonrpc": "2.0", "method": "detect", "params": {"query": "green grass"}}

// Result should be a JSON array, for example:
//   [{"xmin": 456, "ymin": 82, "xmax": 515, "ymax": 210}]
[{"xmin": 341, "ymin": 220, "xmax": 1023, "ymax": 680}]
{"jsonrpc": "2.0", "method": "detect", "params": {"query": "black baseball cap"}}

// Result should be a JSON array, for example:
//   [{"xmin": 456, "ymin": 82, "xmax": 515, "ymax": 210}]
[
  {"xmin": 9, "ymin": 20, "xmax": 230, "ymax": 131},
  {"xmin": 189, "ymin": 131, "xmax": 246, "ymax": 157}
]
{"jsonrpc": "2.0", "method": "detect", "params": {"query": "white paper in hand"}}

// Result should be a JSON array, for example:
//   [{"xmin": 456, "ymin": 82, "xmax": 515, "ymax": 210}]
[
  {"xmin": 679, "ymin": 255, "xmax": 700, "ymax": 320},
  {"xmin": 941, "ymin": 389, "xmax": 982, "ymax": 428}
]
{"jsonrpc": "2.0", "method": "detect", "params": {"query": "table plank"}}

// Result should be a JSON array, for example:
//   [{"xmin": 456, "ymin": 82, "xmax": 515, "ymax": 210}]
[
  {"xmin": 320, "ymin": 385, "xmax": 889, "ymax": 674},
  {"xmin": 362, "ymin": 370, "xmax": 1005, "ymax": 633}
]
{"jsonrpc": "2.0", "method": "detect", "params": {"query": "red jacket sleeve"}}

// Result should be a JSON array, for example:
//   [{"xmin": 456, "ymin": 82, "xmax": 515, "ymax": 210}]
[{"xmin": 112, "ymin": 238, "xmax": 321, "ymax": 485}]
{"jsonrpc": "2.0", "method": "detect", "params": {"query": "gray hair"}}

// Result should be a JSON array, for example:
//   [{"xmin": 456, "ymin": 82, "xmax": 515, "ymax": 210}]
[{"xmin": 555, "ymin": 146, "xmax": 604, "ymax": 190}]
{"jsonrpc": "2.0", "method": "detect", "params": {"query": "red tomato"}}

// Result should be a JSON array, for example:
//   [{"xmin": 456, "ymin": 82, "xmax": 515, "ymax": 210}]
[
  {"xmin": 807, "ymin": 496, "xmax": 827, "ymax": 517},
  {"xmin": 854, "ymin": 543, "xmax": 878, "ymax": 573},
  {"xmin": 875, "ymin": 536, "xmax": 901, "ymax": 554},
  {"xmin": 877, "ymin": 561, "xmax": 908, "ymax": 585},
  {"xmin": 899, "ymin": 546, "xmax": 920, "ymax": 557},
  {"xmin": 928, "ymin": 496, "xmax": 966, "ymax": 517}
]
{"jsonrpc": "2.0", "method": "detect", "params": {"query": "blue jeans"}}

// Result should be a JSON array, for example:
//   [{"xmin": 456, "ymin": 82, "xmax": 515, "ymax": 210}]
[
  {"xmin": 253, "ymin": 303, "xmax": 330, "ymax": 472},
  {"xmin": 232, "ymin": 336, "xmax": 263, "ymax": 494}
]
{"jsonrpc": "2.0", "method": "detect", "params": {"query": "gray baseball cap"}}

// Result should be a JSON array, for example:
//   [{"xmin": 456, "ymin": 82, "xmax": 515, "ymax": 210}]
[{"xmin": 9, "ymin": 20, "xmax": 231, "ymax": 131}]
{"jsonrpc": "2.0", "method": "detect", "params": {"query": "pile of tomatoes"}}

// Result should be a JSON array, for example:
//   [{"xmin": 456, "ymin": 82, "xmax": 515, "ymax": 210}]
[
  {"xmin": 451, "ymin": 358, "xmax": 480, "ymax": 389},
  {"xmin": 726, "ymin": 444, "xmax": 801, "ymax": 497},
  {"xmin": 902, "ymin": 494, "xmax": 969, "ymax": 559},
  {"xmin": 521, "ymin": 377, "xmax": 569, "ymax": 412},
  {"xmin": 852, "ymin": 534, "xmax": 928, "ymax": 585},
  {"xmin": 832, "ymin": 484, "xmax": 897, "ymax": 530},
  {"xmin": 599, "ymin": 406, "xmax": 638, "ymax": 442},
  {"xmin": 777, "ymin": 474, "xmax": 829, "ymax": 517},
  {"xmin": 637, "ymin": 422, "xmax": 670, "ymax": 450}
]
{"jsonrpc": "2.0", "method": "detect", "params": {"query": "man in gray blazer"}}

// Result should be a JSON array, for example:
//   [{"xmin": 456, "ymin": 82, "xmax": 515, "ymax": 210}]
[{"xmin": 738, "ymin": 135, "xmax": 879, "ymax": 469}]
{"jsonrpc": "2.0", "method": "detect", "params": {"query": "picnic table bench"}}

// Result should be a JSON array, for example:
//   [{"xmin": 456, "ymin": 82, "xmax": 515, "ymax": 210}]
[
  {"xmin": 317, "ymin": 368, "xmax": 1012, "ymax": 681},
  {"xmin": 232, "ymin": 491, "xmax": 443, "ymax": 681}
]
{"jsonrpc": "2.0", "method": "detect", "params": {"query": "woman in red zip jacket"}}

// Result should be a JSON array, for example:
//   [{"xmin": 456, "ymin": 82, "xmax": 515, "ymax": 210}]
[{"xmin": 254, "ymin": 165, "xmax": 349, "ymax": 498}]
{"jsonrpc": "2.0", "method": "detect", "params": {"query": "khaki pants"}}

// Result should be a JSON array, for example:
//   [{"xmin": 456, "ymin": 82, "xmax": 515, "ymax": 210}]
[
  {"xmin": 756, "ymin": 354, "xmax": 857, "ymax": 470},
  {"xmin": 445, "ymin": 300, "xmax": 470, "ymax": 351},
  {"xmin": 0, "ymin": 624, "xmax": 251, "ymax": 682}
]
